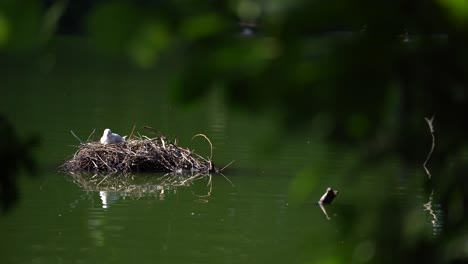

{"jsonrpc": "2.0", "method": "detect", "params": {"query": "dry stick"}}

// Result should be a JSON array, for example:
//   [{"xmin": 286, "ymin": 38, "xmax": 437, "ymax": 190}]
[
  {"xmin": 96, "ymin": 154, "xmax": 115, "ymax": 173},
  {"xmin": 220, "ymin": 172, "xmax": 235, "ymax": 187},
  {"xmin": 161, "ymin": 137, "xmax": 166, "ymax": 150},
  {"xmin": 85, "ymin": 129, "xmax": 96, "ymax": 143},
  {"xmin": 143, "ymin": 126, "xmax": 164, "ymax": 137},
  {"xmin": 96, "ymin": 175, "xmax": 109, "ymax": 187},
  {"xmin": 128, "ymin": 124, "xmax": 137, "ymax": 140},
  {"xmin": 191, "ymin": 151, "xmax": 211, "ymax": 167},
  {"xmin": 424, "ymin": 116, "xmax": 435, "ymax": 179},
  {"xmin": 423, "ymin": 190, "xmax": 437, "ymax": 223},
  {"xmin": 220, "ymin": 160, "xmax": 236, "ymax": 172},
  {"xmin": 180, "ymin": 153, "xmax": 194, "ymax": 167},
  {"xmin": 180, "ymin": 174, "xmax": 203, "ymax": 185},
  {"xmin": 192, "ymin": 175, "xmax": 213, "ymax": 197},
  {"xmin": 319, "ymin": 203, "xmax": 331, "ymax": 220},
  {"xmin": 70, "ymin": 130, "xmax": 84, "ymax": 144},
  {"xmin": 192, "ymin": 134, "xmax": 213, "ymax": 160}
]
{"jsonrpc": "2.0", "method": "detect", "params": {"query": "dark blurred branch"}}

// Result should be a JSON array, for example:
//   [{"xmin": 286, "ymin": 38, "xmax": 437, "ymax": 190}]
[{"xmin": 0, "ymin": 115, "xmax": 39, "ymax": 213}]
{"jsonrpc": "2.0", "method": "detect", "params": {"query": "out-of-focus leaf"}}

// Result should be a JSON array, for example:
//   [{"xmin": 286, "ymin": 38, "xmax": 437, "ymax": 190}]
[
  {"xmin": 129, "ymin": 21, "xmax": 170, "ymax": 67},
  {"xmin": 0, "ymin": 0, "xmax": 42, "ymax": 52},
  {"xmin": 288, "ymin": 166, "xmax": 318, "ymax": 203},
  {"xmin": 236, "ymin": 0, "xmax": 261, "ymax": 21},
  {"xmin": 0, "ymin": 12, "xmax": 10, "ymax": 47},
  {"xmin": 41, "ymin": 0, "xmax": 67, "ymax": 42},
  {"xmin": 438, "ymin": 0, "xmax": 468, "ymax": 24},
  {"xmin": 180, "ymin": 14, "xmax": 226, "ymax": 40},
  {"xmin": 87, "ymin": 2, "xmax": 139, "ymax": 53},
  {"xmin": 209, "ymin": 38, "xmax": 278, "ymax": 76},
  {"xmin": 346, "ymin": 114, "xmax": 371, "ymax": 140}
]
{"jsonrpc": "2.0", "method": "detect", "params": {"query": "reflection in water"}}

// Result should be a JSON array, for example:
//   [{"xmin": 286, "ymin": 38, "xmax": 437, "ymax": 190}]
[
  {"xmin": 208, "ymin": 90, "xmax": 227, "ymax": 147},
  {"xmin": 88, "ymin": 210, "xmax": 107, "ymax": 247},
  {"xmin": 68, "ymin": 192, "xmax": 93, "ymax": 212},
  {"xmin": 99, "ymin": 191, "xmax": 120, "ymax": 209},
  {"xmin": 96, "ymin": 184, "xmax": 174, "ymax": 208},
  {"xmin": 319, "ymin": 203, "xmax": 331, "ymax": 220},
  {"xmin": 68, "ymin": 173, "xmax": 214, "ymax": 210},
  {"xmin": 423, "ymin": 190, "xmax": 443, "ymax": 235},
  {"xmin": 68, "ymin": 173, "xmax": 190, "ymax": 203},
  {"xmin": 84, "ymin": 176, "xmax": 213, "ymax": 250},
  {"xmin": 90, "ymin": 185, "xmax": 177, "ymax": 247},
  {"xmin": 352, "ymin": 240, "xmax": 376, "ymax": 263}
]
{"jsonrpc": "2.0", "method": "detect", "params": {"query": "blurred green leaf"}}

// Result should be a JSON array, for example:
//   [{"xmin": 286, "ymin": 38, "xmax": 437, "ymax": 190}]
[
  {"xmin": 87, "ymin": 2, "xmax": 139, "ymax": 52},
  {"xmin": 209, "ymin": 38, "xmax": 278, "ymax": 76},
  {"xmin": 236, "ymin": 0, "xmax": 261, "ymax": 21},
  {"xmin": 317, "ymin": 255, "xmax": 342, "ymax": 264},
  {"xmin": 438, "ymin": 0, "xmax": 468, "ymax": 23},
  {"xmin": 181, "ymin": 13, "xmax": 226, "ymax": 40},
  {"xmin": 40, "ymin": 0, "xmax": 67, "ymax": 43},
  {"xmin": 346, "ymin": 114, "xmax": 371, "ymax": 140},
  {"xmin": 129, "ymin": 21, "xmax": 170, "ymax": 67},
  {"xmin": 288, "ymin": 166, "xmax": 318, "ymax": 203},
  {"xmin": 0, "ymin": 12, "xmax": 10, "ymax": 47},
  {"xmin": 0, "ymin": 0, "xmax": 41, "ymax": 52}
]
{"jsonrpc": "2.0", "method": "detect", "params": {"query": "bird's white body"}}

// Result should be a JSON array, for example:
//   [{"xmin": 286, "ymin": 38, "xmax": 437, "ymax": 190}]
[{"xmin": 100, "ymin": 128, "xmax": 126, "ymax": 144}]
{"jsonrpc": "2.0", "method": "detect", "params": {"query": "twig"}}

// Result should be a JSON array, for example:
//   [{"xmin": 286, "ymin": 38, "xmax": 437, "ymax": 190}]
[
  {"xmin": 319, "ymin": 203, "xmax": 331, "ymax": 220},
  {"xmin": 161, "ymin": 137, "xmax": 166, "ymax": 150},
  {"xmin": 192, "ymin": 175, "xmax": 213, "ymax": 197},
  {"xmin": 70, "ymin": 130, "xmax": 84, "ymax": 145},
  {"xmin": 424, "ymin": 116, "xmax": 435, "ymax": 179},
  {"xmin": 192, "ymin": 133, "xmax": 213, "ymax": 160},
  {"xmin": 96, "ymin": 175, "xmax": 109, "ymax": 187},
  {"xmin": 96, "ymin": 154, "xmax": 114, "ymax": 173},
  {"xmin": 220, "ymin": 172, "xmax": 235, "ymax": 187},
  {"xmin": 220, "ymin": 160, "xmax": 235, "ymax": 172},
  {"xmin": 85, "ymin": 129, "xmax": 96, "ymax": 143},
  {"xmin": 180, "ymin": 174, "xmax": 202, "ymax": 185},
  {"xmin": 143, "ymin": 126, "xmax": 163, "ymax": 137},
  {"xmin": 128, "ymin": 124, "xmax": 137, "ymax": 140},
  {"xmin": 423, "ymin": 190, "xmax": 437, "ymax": 223}
]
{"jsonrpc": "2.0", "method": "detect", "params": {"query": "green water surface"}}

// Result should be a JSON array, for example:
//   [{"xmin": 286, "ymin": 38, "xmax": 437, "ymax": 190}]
[{"xmin": 0, "ymin": 37, "xmax": 441, "ymax": 264}]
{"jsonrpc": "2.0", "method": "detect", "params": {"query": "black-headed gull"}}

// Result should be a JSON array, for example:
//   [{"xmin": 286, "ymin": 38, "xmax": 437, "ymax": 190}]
[{"xmin": 100, "ymin": 128, "xmax": 126, "ymax": 144}]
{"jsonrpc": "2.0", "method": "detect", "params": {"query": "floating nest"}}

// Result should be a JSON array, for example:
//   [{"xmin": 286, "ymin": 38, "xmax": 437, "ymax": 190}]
[{"xmin": 60, "ymin": 130, "xmax": 216, "ymax": 175}]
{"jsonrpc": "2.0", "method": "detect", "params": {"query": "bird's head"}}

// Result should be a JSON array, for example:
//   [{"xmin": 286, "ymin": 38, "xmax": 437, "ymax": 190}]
[{"xmin": 103, "ymin": 128, "xmax": 112, "ymax": 137}]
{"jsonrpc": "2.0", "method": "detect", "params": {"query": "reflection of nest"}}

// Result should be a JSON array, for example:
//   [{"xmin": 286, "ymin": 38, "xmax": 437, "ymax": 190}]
[
  {"xmin": 60, "ymin": 134, "xmax": 214, "ymax": 175},
  {"xmin": 69, "ymin": 172, "xmax": 210, "ymax": 198}
]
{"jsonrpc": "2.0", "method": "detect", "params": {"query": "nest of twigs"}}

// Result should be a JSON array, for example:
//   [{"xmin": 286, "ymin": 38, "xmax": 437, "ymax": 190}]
[{"xmin": 60, "ymin": 131, "xmax": 216, "ymax": 175}]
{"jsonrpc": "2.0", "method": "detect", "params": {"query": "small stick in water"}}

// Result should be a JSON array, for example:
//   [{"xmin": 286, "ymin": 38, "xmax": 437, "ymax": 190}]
[
  {"xmin": 318, "ymin": 187, "xmax": 338, "ymax": 204},
  {"xmin": 423, "ymin": 116, "xmax": 435, "ymax": 179}
]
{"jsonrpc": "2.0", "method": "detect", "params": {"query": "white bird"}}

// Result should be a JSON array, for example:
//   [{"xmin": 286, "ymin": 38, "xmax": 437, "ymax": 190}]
[{"xmin": 100, "ymin": 128, "xmax": 126, "ymax": 144}]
